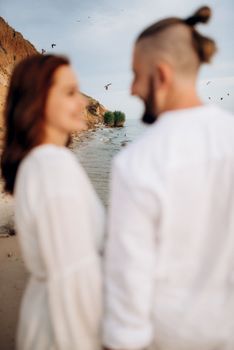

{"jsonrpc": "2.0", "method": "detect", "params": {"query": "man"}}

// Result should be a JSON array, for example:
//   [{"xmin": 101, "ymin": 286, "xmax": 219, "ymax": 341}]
[{"xmin": 103, "ymin": 6, "xmax": 234, "ymax": 350}]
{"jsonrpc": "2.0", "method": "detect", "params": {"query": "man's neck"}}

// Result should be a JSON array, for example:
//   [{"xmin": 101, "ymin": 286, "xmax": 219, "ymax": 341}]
[{"xmin": 164, "ymin": 84, "xmax": 203, "ymax": 113}]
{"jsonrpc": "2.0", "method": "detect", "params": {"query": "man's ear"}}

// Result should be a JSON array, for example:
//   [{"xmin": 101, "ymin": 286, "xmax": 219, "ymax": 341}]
[
  {"xmin": 152, "ymin": 62, "xmax": 173, "ymax": 114},
  {"xmin": 153, "ymin": 62, "xmax": 173, "ymax": 90}
]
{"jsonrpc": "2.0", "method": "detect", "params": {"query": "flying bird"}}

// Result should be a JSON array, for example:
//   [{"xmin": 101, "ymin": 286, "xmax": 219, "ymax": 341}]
[
  {"xmin": 208, "ymin": 97, "xmax": 211, "ymax": 100},
  {"xmin": 76, "ymin": 19, "xmax": 81, "ymax": 22},
  {"xmin": 227, "ymin": 93, "xmax": 230, "ymax": 96},
  {"xmin": 206, "ymin": 81, "xmax": 211, "ymax": 85},
  {"xmin": 104, "ymin": 83, "xmax": 112, "ymax": 90},
  {"xmin": 51, "ymin": 43, "xmax": 56, "ymax": 48},
  {"xmin": 41, "ymin": 49, "xmax": 46, "ymax": 54},
  {"xmin": 220, "ymin": 97, "xmax": 223, "ymax": 100}
]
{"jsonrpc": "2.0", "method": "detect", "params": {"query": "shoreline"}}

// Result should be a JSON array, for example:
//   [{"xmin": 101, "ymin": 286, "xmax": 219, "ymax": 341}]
[{"xmin": 0, "ymin": 181, "xmax": 14, "ymax": 237}]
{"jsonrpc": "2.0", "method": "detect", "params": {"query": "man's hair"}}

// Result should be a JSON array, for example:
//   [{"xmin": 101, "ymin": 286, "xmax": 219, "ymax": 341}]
[{"xmin": 136, "ymin": 6, "xmax": 217, "ymax": 70}]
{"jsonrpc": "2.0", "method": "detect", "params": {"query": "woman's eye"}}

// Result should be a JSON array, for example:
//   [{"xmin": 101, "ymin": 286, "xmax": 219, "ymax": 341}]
[{"xmin": 67, "ymin": 90, "xmax": 75, "ymax": 96}]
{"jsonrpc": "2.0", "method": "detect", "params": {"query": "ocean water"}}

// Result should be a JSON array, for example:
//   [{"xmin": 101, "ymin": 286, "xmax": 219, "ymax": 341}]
[
  {"xmin": 73, "ymin": 103, "xmax": 234, "ymax": 206},
  {"xmin": 73, "ymin": 118, "xmax": 147, "ymax": 206}
]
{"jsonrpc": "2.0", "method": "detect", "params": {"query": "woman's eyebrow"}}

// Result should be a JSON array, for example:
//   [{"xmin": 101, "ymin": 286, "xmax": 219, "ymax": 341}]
[{"xmin": 62, "ymin": 83, "xmax": 79, "ymax": 90}]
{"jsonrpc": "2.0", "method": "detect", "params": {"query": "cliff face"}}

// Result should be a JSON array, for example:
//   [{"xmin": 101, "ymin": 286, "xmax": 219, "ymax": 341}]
[
  {"xmin": 0, "ymin": 16, "xmax": 107, "ymax": 141},
  {"xmin": 0, "ymin": 16, "xmax": 38, "ymax": 130},
  {"xmin": 84, "ymin": 94, "xmax": 107, "ymax": 128}
]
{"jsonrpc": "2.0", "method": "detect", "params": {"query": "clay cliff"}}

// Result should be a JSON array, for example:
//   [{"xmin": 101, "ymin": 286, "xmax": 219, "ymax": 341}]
[{"xmin": 0, "ymin": 16, "xmax": 107, "ymax": 140}]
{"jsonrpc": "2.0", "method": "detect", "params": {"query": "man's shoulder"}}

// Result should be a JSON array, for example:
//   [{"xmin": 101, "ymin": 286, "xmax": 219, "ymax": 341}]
[
  {"xmin": 113, "ymin": 105, "xmax": 234, "ymax": 172},
  {"xmin": 113, "ymin": 123, "xmax": 163, "ymax": 173}
]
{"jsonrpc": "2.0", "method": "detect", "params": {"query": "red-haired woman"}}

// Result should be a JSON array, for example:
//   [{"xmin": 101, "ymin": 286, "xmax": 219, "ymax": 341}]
[{"xmin": 1, "ymin": 54, "xmax": 105, "ymax": 350}]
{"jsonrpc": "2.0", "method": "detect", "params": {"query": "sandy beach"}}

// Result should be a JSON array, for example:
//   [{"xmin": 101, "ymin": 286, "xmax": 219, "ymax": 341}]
[
  {"xmin": 0, "ymin": 177, "xmax": 27, "ymax": 350},
  {"xmin": 0, "ymin": 235, "xmax": 28, "ymax": 350}
]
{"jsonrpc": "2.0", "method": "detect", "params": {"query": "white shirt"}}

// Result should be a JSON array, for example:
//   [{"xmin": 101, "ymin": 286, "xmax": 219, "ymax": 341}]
[
  {"xmin": 14, "ymin": 144, "xmax": 105, "ymax": 350},
  {"xmin": 103, "ymin": 105, "xmax": 234, "ymax": 350}
]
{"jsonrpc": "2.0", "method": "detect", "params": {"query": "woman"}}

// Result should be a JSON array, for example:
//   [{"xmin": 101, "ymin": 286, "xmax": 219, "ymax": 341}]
[{"xmin": 1, "ymin": 54, "xmax": 105, "ymax": 350}]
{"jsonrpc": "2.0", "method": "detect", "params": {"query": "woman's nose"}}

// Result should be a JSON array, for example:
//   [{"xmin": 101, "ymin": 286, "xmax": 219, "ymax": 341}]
[{"xmin": 79, "ymin": 93, "xmax": 87, "ymax": 109}]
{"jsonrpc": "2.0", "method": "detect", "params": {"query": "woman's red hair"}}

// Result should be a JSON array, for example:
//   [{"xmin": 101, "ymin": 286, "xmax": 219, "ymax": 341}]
[{"xmin": 1, "ymin": 54, "xmax": 69, "ymax": 194}]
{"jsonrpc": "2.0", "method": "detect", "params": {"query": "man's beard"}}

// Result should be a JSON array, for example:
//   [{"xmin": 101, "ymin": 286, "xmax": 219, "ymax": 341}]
[{"xmin": 142, "ymin": 76, "xmax": 158, "ymax": 124}]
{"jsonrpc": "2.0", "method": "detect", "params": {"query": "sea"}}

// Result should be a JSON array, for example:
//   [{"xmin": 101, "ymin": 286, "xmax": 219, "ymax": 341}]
[
  {"xmin": 72, "ymin": 100, "xmax": 234, "ymax": 207},
  {"xmin": 72, "ymin": 118, "xmax": 147, "ymax": 206}
]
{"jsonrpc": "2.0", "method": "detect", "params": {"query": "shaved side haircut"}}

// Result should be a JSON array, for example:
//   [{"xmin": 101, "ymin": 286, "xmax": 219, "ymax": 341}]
[{"xmin": 136, "ymin": 6, "xmax": 217, "ymax": 75}]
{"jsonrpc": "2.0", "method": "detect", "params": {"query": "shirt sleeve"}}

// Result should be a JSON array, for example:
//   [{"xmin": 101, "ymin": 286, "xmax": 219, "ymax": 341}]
[
  {"xmin": 103, "ymin": 157, "xmax": 159, "ymax": 349},
  {"xmin": 35, "ymin": 189, "xmax": 103, "ymax": 350}
]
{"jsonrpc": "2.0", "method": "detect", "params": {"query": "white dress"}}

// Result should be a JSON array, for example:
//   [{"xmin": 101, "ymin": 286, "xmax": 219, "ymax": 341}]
[
  {"xmin": 14, "ymin": 144, "xmax": 105, "ymax": 350},
  {"xmin": 103, "ymin": 105, "xmax": 234, "ymax": 350}
]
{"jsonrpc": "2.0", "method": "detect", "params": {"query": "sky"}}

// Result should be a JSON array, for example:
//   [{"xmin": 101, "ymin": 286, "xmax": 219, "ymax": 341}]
[{"xmin": 1, "ymin": 0, "xmax": 234, "ymax": 118}]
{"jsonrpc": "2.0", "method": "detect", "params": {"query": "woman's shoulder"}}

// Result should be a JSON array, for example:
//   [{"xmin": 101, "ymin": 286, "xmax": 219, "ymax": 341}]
[
  {"xmin": 30, "ymin": 144, "xmax": 76, "ymax": 165},
  {"xmin": 20, "ymin": 144, "xmax": 78, "ymax": 174},
  {"xmin": 16, "ymin": 145, "xmax": 82, "ymax": 196}
]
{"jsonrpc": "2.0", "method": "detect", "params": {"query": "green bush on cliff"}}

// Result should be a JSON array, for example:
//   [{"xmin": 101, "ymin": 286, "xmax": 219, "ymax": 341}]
[
  {"xmin": 113, "ymin": 111, "xmax": 126, "ymax": 127},
  {"xmin": 104, "ymin": 111, "xmax": 115, "ymax": 127},
  {"xmin": 104, "ymin": 110, "xmax": 126, "ymax": 127}
]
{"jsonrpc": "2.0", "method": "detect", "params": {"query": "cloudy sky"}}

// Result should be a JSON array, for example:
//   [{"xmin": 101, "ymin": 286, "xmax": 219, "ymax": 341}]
[{"xmin": 1, "ymin": 0, "xmax": 234, "ymax": 118}]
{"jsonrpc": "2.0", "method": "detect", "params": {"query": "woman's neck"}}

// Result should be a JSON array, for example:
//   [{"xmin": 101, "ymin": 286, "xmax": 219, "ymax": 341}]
[{"xmin": 42, "ymin": 125, "xmax": 68, "ymax": 146}]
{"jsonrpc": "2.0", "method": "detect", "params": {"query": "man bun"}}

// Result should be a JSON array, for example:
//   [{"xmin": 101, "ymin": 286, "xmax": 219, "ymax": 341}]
[
  {"xmin": 184, "ymin": 6, "xmax": 211, "ymax": 26},
  {"xmin": 183, "ymin": 6, "xmax": 216, "ymax": 63}
]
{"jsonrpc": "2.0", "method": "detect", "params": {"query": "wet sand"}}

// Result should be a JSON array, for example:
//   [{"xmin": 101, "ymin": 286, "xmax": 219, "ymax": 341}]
[{"xmin": 0, "ymin": 235, "xmax": 28, "ymax": 350}]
